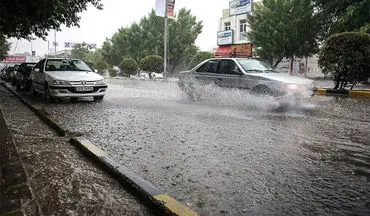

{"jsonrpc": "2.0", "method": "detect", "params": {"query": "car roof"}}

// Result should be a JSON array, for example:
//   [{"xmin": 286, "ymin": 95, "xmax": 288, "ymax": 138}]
[{"xmin": 45, "ymin": 58, "xmax": 81, "ymax": 61}]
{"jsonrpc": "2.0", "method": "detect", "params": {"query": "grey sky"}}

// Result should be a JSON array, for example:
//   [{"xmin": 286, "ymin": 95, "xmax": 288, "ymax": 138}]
[{"xmin": 10, "ymin": 0, "xmax": 230, "ymax": 56}]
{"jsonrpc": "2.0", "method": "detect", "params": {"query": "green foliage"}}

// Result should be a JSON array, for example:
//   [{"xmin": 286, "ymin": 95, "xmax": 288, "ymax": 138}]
[
  {"xmin": 71, "ymin": 43, "xmax": 90, "ymax": 60},
  {"xmin": 247, "ymin": 0, "xmax": 318, "ymax": 68},
  {"xmin": 189, "ymin": 51, "xmax": 213, "ymax": 69},
  {"xmin": 313, "ymin": 0, "xmax": 369, "ymax": 37},
  {"xmin": 0, "ymin": 0, "xmax": 102, "ymax": 38},
  {"xmin": 101, "ymin": 8, "xmax": 202, "ymax": 74},
  {"xmin": 0, "ymin": 35, "xmax": 10, "ymax": 60},
  {"xmin": 108, "ymin": 68, "xmax": 117, "ymax": 77},
  {"xmin": 318, "ymin": 32, "xmax": 370, "ymax": 90},
  {"xmin": 140, "ymin": 55, "xmax": 164, "ymax": 73},
  {"xmin": 119, "ymin": 58, "xmax": 139, "ymax": 75},
  {"xmin": 94, "ymin": 60, "xmax": 107, "ymax": 74}
]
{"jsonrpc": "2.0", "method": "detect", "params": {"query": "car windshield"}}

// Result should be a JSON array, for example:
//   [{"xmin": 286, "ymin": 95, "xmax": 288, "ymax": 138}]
[
  {"xmin": 236, "ymin": 59, "xmax": 278, "ymax": 73},
  {"xmin": 45, "ymin": 59, "xmax": 92, "ymax": 72}
]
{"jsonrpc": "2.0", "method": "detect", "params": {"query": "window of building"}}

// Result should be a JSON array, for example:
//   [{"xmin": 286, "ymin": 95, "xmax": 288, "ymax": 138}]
[
  {"xmin": 224, "ymin": 22, "xmax": 231, "ymax": 31},
  {"xmin": 240, "ymin": 20, "xmax": 247, "ymax": 33}
]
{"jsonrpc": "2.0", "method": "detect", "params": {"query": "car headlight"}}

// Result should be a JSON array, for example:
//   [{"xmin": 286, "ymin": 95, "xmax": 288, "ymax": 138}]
[
  {"xmin": 96, "ymin": 80, "xmax": 106, "ymax": 85},
  {"xmin": 52, "ymin": 80, "xmax": 71, "ymax": 86},
  {"xmin": 284, "ymin": 84, "xmax": 298, "ymax": 90}
]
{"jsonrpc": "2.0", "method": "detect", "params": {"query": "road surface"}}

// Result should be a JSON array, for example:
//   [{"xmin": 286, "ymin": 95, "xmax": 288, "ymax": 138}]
[{"xmin": 12, "ymin": 79, "xmax": 370, "ymax": 215}]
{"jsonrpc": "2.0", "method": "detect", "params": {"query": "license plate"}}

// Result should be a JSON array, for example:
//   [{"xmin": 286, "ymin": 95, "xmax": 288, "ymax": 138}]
[{"xmin": 75, "ymin": 86, "xmax": 93, "ymax": 92}]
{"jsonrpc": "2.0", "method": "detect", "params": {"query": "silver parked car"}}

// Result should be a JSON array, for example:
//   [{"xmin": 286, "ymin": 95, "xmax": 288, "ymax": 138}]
[
  {"xmin": 178, "ymin": 58, "xmax": 315, "ymax": 100},
  {"xmin": 30, "ymin": 58, "xmax": 108, "ymax": 102}
]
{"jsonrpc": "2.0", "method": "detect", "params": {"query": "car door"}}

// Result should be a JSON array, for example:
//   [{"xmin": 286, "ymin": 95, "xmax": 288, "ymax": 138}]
[
  {"xmin": 193, "ymin": 59, "xmax": 221, "ymax": 85},
  {"xmin": 216, "ymin": 59, "xmax": 244, "ymax": 88},
  {"xmin": 32, "ymin": 59, "xmax": 46, "ymax": 91}
]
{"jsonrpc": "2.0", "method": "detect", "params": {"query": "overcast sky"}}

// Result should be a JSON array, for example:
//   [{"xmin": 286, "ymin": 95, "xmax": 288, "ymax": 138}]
[{"xmin": 10, "ymin": 0, "xmax": 231, "ymax": 56}]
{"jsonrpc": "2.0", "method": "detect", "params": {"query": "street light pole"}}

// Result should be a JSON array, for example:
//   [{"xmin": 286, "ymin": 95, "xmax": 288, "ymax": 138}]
[{"xmin": 164, "ymin": 0, "xmax": 168, "ymax": 75}]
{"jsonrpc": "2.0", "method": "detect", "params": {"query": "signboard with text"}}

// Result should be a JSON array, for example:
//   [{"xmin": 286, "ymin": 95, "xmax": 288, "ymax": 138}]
[
  {"xmin": 217, "ymin": 30, "xmax": 233, "ymax": 45},
  {"xmin": 155, "ymin": 0, "xmax": 176, "ymax": 18},
  {"xmin": 231, "ymin": 44, "xmax": 252, "ymax": 58},
  {"xmin": 2, "ymin": 56, "xmax": 27, "ymax": 63},
  {"xmin": 230, "ymin": 0, "xmax": 252, "ymax": 16}
]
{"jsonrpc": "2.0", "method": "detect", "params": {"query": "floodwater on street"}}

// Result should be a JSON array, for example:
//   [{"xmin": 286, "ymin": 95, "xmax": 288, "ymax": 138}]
[{"xmin": 13, "ymin": 79, "xmax": 370, "ymax": 215}]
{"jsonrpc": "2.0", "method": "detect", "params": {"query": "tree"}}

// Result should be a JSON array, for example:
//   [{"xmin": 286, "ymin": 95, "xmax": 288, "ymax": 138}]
[
  {"xmin": 247, "ymin": 0, "xmax": 318, "ymax": 69},
  {"xmin": 94, "ymin": 60, "xmax": 107, "ymax": 75},
  {"xmin": 189, "ymin": 51, "xmax": 213, "ymax": 69},
  {"xmin": 313, "ymin": 0, "xmax": 369, "ymax": 37},
  {"xmin": 140, "ymin": 55, "xmax": 164, "ymax": 73},
  {"xmin": 0, "ymin": 0, "xmax": 102, "ymax": 38},
  {"xmin": 318, "ymin": 32, "xmax": 370, "ymax": 90},
  {"xmin": 103, "ymin": 8, "xmax": 202, "ymax": 74},
  {"xmin": 108, "ymin": 68, "xmax": 117, "ymax": 77},
  {"xmin": 119, "ymin": 58, "xmax": 139, "ymax": 76},
  {"xmin": 101, "ymin": 39, "xmax": 121, "ymax": 66},
  {"xmin": 167, "ymin": 9, "xmax": 203, "ymax": 72},
  {"xmin": 71, "ymin": 43, "xmax": 90, "ymax": 59},
  {"xmin": 0, "ymin": 35, "xmax": 10, "ymax": 60}
]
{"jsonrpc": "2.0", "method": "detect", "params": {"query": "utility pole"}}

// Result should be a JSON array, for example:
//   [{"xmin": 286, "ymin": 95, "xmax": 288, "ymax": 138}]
[
  {"xmin": 54, "ymin": 30, "xmax": 57, "ymax": 54},
  {"xmin": 164, "ymin": 0, "xmax": 168, "ymax": 75}
]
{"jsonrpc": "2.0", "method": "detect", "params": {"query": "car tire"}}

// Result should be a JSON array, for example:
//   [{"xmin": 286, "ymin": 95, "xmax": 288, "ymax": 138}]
[
  {"xmin": 31, "ymin": 84, "xmax": 38, "ymax": 97},
  {"xmin": 44, "ymin": 83, "xmax": 57, "ymax": 103},
  {"xmin": 93, "ymin": 96, "xmax": 104, "ymax": 101}
]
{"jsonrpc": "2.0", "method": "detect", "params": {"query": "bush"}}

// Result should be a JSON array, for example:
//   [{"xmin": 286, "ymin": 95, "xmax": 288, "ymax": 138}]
[
  {"xmin": 140, "ymin": 55, "xmax": 164, "ymax": 73},
  {"xmin": 119, "ymin": 58, "xmax": 139, "ymax": 76},
  {"xmin": 94, "ymin": 60, "xmax": 108, "ymax": 75},
  {"xmin": 318, "ymin": 32, "xmax": 370, "ymax": 90},
  {"xmin": 189, "ymin": 52, "xmax": 213, "ymax": 69},
  {"xmin": 108, "ymin": 68, "xmax": 117, "ymax": 77}
]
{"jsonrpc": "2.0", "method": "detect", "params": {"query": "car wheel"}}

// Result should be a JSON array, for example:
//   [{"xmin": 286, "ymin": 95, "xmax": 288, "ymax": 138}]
[
  {"xmin": 93, "ymin": 96, "xmax": 104, "ymax": 101},
  {"xmin": 31, "ymin": 84, "xmax": 38, "ymax": 97},
  {"xmin": 252, "ymin": 85, "xmax": 271, "ymax": 95},
  {"xmin": 44, "ymin": 84, "xmax": 57, "ymax": 103}
]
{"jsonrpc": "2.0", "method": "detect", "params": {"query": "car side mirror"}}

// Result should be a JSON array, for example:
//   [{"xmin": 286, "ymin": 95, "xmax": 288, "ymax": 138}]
[
  {"xmin": 34, "ymin": 68, "xmax": 40, "ymax": 73},
  {"xmin": 233, "ymin": 67, "xmax": 242, "ymax": 76}
]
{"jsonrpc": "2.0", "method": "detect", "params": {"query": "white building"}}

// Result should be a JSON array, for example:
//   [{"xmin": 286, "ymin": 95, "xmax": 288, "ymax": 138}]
[{"xmin": 215, "ymin": 0, "xmax": 262, "ymax": 57}]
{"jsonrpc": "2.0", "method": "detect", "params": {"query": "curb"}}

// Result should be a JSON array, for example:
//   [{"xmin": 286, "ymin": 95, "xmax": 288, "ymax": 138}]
[
  {"xmin": 1, "ymin": 82, "xmax": 198, "ymax": 216},
  {"xmin": 315, "ymin": 88, "xmax": 370, "ymax": 97},
  {"xmin": 70, "ymin": 137, "xmax": 198, "ymax": 216},
  {"xmin": 0, "ymin": 83, "xmax": 66, "ymax": 136},
  {"xmin": 0, "ymin": 107, "xmax": 32, "ymax": 216}
]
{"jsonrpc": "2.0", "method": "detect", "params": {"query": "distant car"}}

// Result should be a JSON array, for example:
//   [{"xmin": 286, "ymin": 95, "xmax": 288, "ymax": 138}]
[
  {"xmin": 139, "ymin": 72, "xmax": 167, "ymax": 80},
  {"xmin": 10, "ymin": 64, "xmax": 21, "ymax": 85},
  {"xmin": 178, "ymin": 58, "xmax": 315, "ymax": 100},
  {"xmin": 15, "ymin": 62, "xmax": 37, "ymax": 90},
  {"xmin": 30, "ymin": 58, "xmax": 108, "ymax": 102}
]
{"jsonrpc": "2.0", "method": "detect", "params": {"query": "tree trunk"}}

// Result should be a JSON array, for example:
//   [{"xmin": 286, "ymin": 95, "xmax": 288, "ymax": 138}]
[
  {"xmin": 290, "ymin": 56, "xmax": 294, "ymax": 75},
  {"xmin": 333, "ymin": 75, "xmax": 340, "ymax": 89}
]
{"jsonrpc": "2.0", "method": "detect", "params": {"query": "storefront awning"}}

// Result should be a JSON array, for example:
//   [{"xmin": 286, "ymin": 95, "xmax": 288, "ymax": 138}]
[{"xmin": 214, "ymin": 46, "xmax": 232, "ymax": 58}]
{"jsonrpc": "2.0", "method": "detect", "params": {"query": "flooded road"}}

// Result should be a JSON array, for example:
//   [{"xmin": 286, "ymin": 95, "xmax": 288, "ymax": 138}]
[{"xmin": 15, "ymin": 79, "xmax": 370, "ymax": 215}]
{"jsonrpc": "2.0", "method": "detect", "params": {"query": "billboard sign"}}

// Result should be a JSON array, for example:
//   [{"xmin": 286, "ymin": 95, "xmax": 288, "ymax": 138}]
[
  {"xmin": 155, "ymin": 0, "xmax": 176, "ymax": 18},
  {"xmin": 217, "ymin": 30, "xmax": 233, "ymax": 45},
  {"xmin": 230, "ymin": 0, "xmax": 252, "ymax": 16},
  {"xmin": 2, "ymin": 56, "xmax": 27, "ymax": 63},
  {"xmin": 65, "ymin": 42, "xmax": 97, "ymax": 49}
]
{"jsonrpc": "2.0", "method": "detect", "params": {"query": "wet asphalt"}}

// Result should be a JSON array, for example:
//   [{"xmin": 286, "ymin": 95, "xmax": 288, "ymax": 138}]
[{"xmin": 8, "ymin": 79, "xmax": 370, "ymax": 215}]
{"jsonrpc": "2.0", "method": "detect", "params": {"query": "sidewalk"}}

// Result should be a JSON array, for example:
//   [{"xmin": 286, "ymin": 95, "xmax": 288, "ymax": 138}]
[
  {"xmin": 0, "ymin": 86, "xmax": 153, "ymax": 216},
  {"xmin": 313, "ymin": 79, "xmax": 370, "ymax": 91}
]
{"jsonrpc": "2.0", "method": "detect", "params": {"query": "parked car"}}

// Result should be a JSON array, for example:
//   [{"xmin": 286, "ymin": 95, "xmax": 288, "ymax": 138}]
[
  {"xmin": 30, "ymin": 58, "xmax": 108, "ymax": 102},
  {"xmin": 178, "ymin": 58, "xmax": 315, "ymax": 100},
  {"xmin": 2, "ymin": 66, "xmax": 15, "ymax": 82},
  {"xmin": 15, "ymin": 62, "xmax": 37, "ymax": 90},
  {"xmin": 10, "ymin": 64, "xmax": 21, "ymax": 85},
  {"xmin": 139, "ymin": 72, "xmax": 167, "ymax": 80}
]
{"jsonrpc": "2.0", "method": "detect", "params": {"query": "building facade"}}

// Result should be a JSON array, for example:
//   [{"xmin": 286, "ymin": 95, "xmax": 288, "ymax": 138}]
[{"xmin": 215, "ymin": 0, "xmax": 262, "ymax": 58}]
